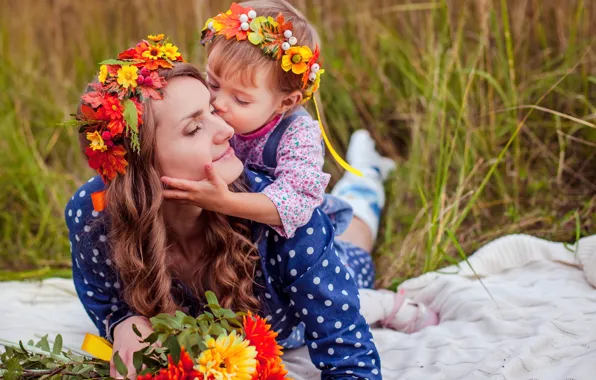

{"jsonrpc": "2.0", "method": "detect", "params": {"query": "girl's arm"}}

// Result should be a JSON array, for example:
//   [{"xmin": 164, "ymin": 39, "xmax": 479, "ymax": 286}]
[
  {"xmin": 260, "ymin": 116, "xmax": 331, "ymax": 238},
  {"xmin": 161, "ymin": 165, "xmax": 282, "ymax": 226}
]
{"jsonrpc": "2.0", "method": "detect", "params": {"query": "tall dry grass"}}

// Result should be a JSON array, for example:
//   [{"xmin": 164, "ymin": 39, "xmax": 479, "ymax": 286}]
[{"xmin": 0, "ymin": 0, "xmax": 595, "ymax": 285}]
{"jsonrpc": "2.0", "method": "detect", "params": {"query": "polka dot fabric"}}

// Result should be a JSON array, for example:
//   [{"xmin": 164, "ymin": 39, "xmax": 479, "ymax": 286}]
[
  {"xmin": 65, "ymin": 177, "xmax": 135, "ymax": 341},
  {"xmin": 66, "ymin": 171, "xmax": 381, "ymax": 379},
  {"xmin": 232, "ymin": 114, "xmax": 331, "ymax": 239}
]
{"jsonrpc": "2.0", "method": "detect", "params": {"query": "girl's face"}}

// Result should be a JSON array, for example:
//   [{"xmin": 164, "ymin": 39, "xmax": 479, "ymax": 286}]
[
  {"xmin": 152, "ymin": 76, "xmax": 244, "ymax": 184},
  {"xmin": 206, "ymin": 62, "xmax": 285, "ymax": 135}
]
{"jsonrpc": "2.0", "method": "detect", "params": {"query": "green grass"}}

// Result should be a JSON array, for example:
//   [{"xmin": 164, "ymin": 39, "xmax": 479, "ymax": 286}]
[{"xmin": 1, "ymin": 0, "xmax": 595, "ymax": 285}]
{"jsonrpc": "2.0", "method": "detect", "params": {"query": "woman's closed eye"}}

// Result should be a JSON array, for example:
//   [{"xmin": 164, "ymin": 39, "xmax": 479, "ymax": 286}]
[
  {"xmin": 207, "ymin": 81, "xmax": 220, "ymax": 90},
  {"xmin": 189, "ymin": 123, "xmax": 202, "ymax": 136}
]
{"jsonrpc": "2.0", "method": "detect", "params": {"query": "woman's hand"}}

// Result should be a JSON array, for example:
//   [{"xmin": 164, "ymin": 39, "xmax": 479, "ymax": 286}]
[{"xmin": 111, "ymin": 316, "xmax": 154, "ymax": 379}]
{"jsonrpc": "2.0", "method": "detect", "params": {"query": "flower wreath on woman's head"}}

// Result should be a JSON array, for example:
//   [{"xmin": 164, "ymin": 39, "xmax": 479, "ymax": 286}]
[
  {"xmin": 66, "ymin": 34, "xmax": 185, "ymax": 210},
  {"xmin": 69, "ymin": 34, "xmax": 184, "ymax": 184}
]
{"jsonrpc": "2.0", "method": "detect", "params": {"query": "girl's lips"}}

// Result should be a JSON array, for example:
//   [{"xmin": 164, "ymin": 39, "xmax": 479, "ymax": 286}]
[{"xmin": 213, "ymin": 146, "xmax": 234, "ymax": 162}]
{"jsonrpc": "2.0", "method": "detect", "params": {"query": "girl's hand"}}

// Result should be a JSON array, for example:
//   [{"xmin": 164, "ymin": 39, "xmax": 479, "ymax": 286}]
[
  {"xmin": 111, "ymin": 316, "xmax": 154, "ymax": 379},
  {"xmin": 161, "ymin": 164, "xmax": 231, "ymax": 212}
]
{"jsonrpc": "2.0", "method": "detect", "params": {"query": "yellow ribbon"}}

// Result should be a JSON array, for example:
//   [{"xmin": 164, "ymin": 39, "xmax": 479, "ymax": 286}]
[
  {"xmin": 81, "ymin": 333, "xmax": 113, "ymax": 362},
  {"xmin": 313, "ymin": 97, "xmax": 363, "ymax": 177}
]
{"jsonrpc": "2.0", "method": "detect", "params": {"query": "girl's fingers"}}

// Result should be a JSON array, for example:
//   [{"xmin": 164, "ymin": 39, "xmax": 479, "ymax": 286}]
[
  {"xmin": 161, "ymin": 176, "xmax": 197, "ymax": 191},
  {"xmin": 163, "ymin": 190, "xmax": 191, "ymax": 200},
  {"xmin": 204, "ymin": 164, "xmax": 218, "ymax": 183}
]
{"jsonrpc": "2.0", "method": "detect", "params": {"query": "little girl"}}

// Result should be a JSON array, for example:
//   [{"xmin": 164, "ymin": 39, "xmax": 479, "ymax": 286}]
[
  {"xmin": 161, "ymin": 0, "xmax": 439, "ymax": 334},
  {"xmin": 163, "ymin": 0, "xmax": 354, "ymax": 239}
]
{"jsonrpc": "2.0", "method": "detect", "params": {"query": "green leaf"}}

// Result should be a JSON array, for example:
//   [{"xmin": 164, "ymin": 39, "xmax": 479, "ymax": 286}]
[
  {"xmin": 220, "ymin": 319, "xmax": 232, "ymax": 332},
  {"xmin": 76, "ymin": 364, "xmax": 95, "ymax": 375},
  {"xmin": 248, "ymin": 32, "xmax": 264, "ymax": 45},
  {"xmin": 227, "ymin": 318, "xmax": 243, "ymax": 328},
  {"xmin": 220, "ymin": 308, "xmax": 238, "ymax": 319},
  {"xmin": 133, "ymin": 350, "xmax": 144, "ymax": 373},
  {"xmin": 143, "ymin": 332, "xmax": 159, "ymax": 345},
  {"xmin": 197, "ymin": 338, "xmax": 208, "ymax": 352},
  {"xmin": 113, "ymin": 351, "xmax": 128, "ymax": 377},
  {"xmin": 99, "ymin": 59, "xmax": 138, "ymax": 66},
  {"xmin": 19, "ymin": 341, "xmax": 29, "ymax": 354},
  {"xmin": 182, "ymin": 315, "xmax": 197, "ymax": 328},
  {"xmin": 36, "ymin": 335, "xmax": 51, "ymax": 352},
  {"xmin": 164, "ymin": 335, "xmax": 181, "ymax": 363},
  {"xmin": 5, "ymin": 357, "xmax": 23, "ymax": 372},
  {"xmin": 249, "ymin": 16, "xmax": 264, "ymax": 32},
  {"xmin": 198, "ymin": 320, "xmax": 210, "ymax": 335},
  {"xmin": 208, "ymin": 323, "xmax": 225, "ymax": 337},
  {"xmin": 44, "ymin": 361, "xmax": 59, "ymax": 369},
  {"xmin": 122, "ymin": 98, "xmax": 139, "ymax": 134},
  {"xmin": 132, "ymin": 323, "xmax": 143, "ymax": 338},
  {"xmin": 52, "ymin": 335, "xmax": 63, "ymax": 355},
  {"xmin": 205, "ymin": 291, "xmax": 219, "ymax": 307}
]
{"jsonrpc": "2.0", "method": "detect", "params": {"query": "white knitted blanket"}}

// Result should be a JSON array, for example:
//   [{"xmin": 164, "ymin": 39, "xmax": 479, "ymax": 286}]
[{"xmin": 2, "ymin": 234, "xmax": 596, "ymax": 379}]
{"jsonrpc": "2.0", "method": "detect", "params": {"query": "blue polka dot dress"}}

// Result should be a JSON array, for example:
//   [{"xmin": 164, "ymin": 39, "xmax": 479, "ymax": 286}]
[{"xmin": 66, "ymin": 170, "xmax": 381, "ymax": 379}]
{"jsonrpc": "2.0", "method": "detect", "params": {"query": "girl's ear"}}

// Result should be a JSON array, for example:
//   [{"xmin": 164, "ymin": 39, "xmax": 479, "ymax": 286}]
[{"xmin": 275, "ymin": 90, "xmax": 303, "ymax": 114}]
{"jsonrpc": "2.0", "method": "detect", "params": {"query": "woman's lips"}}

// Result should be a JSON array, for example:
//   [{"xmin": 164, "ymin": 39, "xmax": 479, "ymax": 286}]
[{"xmin": 213, "ymin": 146, "xmax": 234, "ymax": 162}]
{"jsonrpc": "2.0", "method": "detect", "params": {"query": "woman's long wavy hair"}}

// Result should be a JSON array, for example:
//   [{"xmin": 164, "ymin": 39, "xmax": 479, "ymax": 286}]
[{"xmin": 79, "ymin": 63, "xmax": 261, "ymax": 317}]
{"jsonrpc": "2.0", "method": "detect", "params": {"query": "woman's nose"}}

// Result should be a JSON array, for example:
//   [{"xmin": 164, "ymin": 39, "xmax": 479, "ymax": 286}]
[{"xmin": 214, "ymin": 117, "xmax": 234, "ymax": 143}]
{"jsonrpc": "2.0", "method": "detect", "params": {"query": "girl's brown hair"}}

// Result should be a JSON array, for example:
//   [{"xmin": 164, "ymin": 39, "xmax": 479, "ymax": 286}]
[
  {"xmin": 80, "ymin": 63, "xmax": 261, "ymax": 317},
  {"xmin": 207, "ymin": 0, "xmax": 320, "ymax": 96}
]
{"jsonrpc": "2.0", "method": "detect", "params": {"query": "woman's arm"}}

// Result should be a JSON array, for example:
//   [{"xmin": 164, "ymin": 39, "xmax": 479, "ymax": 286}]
[
  {"xmin": 66, "ymin": 179, "xmax": 135, "ymax": 341},
  {"xmin": 272, "ymin": 210, "xmax": 382, "ymax": 379},
  {"xmin": 66, "ymin": 178, "xmax": 152, "ymax": 377}
]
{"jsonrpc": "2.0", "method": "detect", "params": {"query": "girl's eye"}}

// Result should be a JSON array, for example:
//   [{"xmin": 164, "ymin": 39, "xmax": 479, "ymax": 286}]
[
  {"xmin": 208, "ymin": 82, "xmax": 220, "ymax": 90},
  {"xmin": 235, "ymin": 97, "xmax": 249, "ymax": 106}
]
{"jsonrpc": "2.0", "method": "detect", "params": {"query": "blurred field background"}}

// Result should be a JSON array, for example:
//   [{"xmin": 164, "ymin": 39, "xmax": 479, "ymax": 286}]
[{"xmin": 1, "ymin": 0, "xmax": 595, "ymax": 287}]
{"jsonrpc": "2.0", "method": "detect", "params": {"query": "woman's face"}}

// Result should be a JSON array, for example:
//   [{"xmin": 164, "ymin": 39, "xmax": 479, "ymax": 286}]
[{"xmin": 152, "ymin": 76, "xmax": 244, "ymax": 184}]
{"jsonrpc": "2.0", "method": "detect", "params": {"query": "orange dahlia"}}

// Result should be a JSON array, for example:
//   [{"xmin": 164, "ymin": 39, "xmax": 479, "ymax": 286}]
[
  {"xmin": 138, "ymin": 347, "xmax": 204, "ymax": 380},
  {"xmin": 242, "ymin": 312, "xmax": 289, "ymax": 380},
  {"xmin": 85, "ymin": 145, "xmax": 127, "ymax": 182}
]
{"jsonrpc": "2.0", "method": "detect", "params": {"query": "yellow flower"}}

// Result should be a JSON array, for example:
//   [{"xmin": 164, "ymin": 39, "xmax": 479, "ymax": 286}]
[
  {"xmin": 148, "ymin": 33, "xmax": 165, "ymax": 42},
  {"xmin": 281, "ymin": 46, "xmax": 313, "ymax": 75},
  {"xmin": 196, "ymin": 331, "xmax": 257, "ymax": 380},
  {"xmin": 142, "ymin": 45, "xmax": 163, "ymax": 61},
  {"xmin": 117, "ymin": 65, "xmax": 138, "ymax": 89},
  {"xmin": 86, "ymin": 131, "xmax": 107, "ymax": 152},
  {"xmin": 310, "ymin": 68, "xmax": 324, "ymax": 94},
  {"xmin": 203, "ymin": 17, "xmax": 222, "ymax": 32},
  {"xmin": 161, "ymin": 43, "xmax": 181, "ymax": 61},
  {"xmin": 98, "ymin": 65, "xmax": 108, "ymax": 84}
]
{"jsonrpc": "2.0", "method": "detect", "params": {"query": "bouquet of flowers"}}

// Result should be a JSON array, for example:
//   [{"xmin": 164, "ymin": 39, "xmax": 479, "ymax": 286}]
[{"xmin": 0, "ymin": 292, "xmax": 290, "ymax": 379}]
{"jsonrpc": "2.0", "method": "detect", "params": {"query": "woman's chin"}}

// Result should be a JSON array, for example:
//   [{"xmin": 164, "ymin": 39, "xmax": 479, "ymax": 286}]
[{"xmin": 218, "ymin": 155, "xmax": 245, "ymax": 184}]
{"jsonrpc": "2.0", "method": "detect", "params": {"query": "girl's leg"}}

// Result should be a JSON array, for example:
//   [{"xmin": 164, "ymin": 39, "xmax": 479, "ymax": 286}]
[
  {"xmin": 332, "ymin": 130, "xmax": 439, "ymax": 332},
  {"xmin": 333, "ymin": 130, "xmax": 395, "ymax": 250}
]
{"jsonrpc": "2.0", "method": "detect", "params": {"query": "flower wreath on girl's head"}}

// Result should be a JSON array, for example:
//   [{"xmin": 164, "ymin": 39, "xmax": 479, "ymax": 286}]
[
  {"xmin": 201, "ymin": 3, "xmax": 363, "ymax": 177},
  {"xmin": 66, "ymin": 34, "xmax": 185, "ymax": 210}
]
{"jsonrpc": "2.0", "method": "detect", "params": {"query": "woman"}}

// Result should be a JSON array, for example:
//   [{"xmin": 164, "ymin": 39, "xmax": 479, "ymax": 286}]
[{"xmin": 66, "ymin": 36, "xmax": 435, "ymax": 379}]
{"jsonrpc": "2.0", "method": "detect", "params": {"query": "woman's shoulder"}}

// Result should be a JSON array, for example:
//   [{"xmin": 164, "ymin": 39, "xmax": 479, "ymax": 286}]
[{"xmin": 64, "ymin": 176, "xmax": 106, "ymax": 230}]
